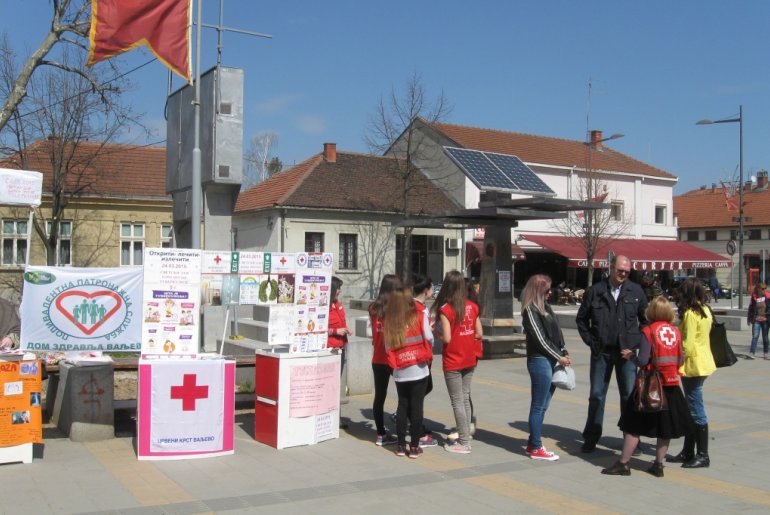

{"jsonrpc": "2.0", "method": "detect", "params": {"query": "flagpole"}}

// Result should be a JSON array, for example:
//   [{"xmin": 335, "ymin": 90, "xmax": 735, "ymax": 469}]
[{"xmin": 192, "ymin": 0, "xmax": 203, "ymax": 249}]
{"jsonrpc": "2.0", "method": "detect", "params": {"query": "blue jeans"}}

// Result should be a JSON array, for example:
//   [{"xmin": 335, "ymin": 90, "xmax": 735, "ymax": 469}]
[
  {"xmin": 582, "ymin": 347, "xmax": 636, "ymax": 444},
  {"xmin": 750, "ymin": 321, "xmax": 769, "ymax": 355},
  {"xmin": 681, "ymin": 376, "xmax": 708, "ymax": 425},
  {"xmin": 527, "ymin": 357, "xmax": 556, "ymax": 449}
]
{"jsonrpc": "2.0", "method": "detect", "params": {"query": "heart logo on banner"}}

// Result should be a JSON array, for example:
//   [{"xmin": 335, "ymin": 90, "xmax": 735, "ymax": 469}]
[{"xmin": 55, "ymin": 290, "xmax": 123, "ymax": 336}]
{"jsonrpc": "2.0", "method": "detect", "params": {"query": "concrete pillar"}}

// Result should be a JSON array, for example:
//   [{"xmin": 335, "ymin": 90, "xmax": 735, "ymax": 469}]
[{"xmin": 51, "ymin": 363, "xmax": 114, "ymax": 441}]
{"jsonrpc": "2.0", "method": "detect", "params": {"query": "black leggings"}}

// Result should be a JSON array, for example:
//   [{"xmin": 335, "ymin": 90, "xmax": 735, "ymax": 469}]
[
  {"xmin": 372, "ymin": 363, "xmax": 392, "ymax": 435},
  {"xmin": 395, "ymin": 376, "xmax": 429, "ymax": 447}
]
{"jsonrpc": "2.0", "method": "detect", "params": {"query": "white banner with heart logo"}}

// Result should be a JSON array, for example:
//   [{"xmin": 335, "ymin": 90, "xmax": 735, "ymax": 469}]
[{"xmin": 19, "ymin": 267, "xmax": 143, "ymax": 352}]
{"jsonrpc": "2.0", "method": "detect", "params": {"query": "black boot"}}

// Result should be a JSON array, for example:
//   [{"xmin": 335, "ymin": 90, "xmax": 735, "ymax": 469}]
[
  {"xmin": 682, "ymin": 424, "xmax": 710, "ymax": 468},
  {"xmin": 646, "ymin": 461, "xmax": 664, "ymax": 478},
  {"xmin": 667, "ymin": 433, "xmax": 694, "ymax": 463}
]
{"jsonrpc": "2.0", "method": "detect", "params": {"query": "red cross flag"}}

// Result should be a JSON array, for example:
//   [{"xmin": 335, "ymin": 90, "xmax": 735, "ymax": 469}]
[
  {"xmin": 87, "ymin": 0, "xmax": 192, "ymax": 82},
  {"xmin": 138, "ymin": 360, "xmax": 234, "ymax": 459}
]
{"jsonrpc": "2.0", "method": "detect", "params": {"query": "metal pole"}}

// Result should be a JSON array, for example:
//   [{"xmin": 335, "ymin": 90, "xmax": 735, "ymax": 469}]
[
  {"xmin": 738, "ymin": 105, "xmax": 744, "ymax": 309},
  {"xmin": 191, "ymin": 0, "xmax": 203, "ymax": 249}
]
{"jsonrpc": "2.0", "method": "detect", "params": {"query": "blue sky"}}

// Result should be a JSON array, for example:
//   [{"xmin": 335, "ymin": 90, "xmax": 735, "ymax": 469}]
[{"xmin": 5, "ymin": 0, "xmax": 770, "ymax": 194}]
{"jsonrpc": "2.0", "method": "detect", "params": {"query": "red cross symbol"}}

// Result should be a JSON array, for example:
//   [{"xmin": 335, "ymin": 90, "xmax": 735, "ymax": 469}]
[
  {"xmin": 658, "ymin": 326, "xmax": 677, "ymax": 347},
  {"xmin": 280, "ymin": 256, "xmax": 287, "ymax": 265},
  {"xmin": 213, "ymin": 255, "xmax": 222, "ymax": 264},
  {"xmin": 170, "ymin": 374, "xmax": 209, "ymax": 411}
]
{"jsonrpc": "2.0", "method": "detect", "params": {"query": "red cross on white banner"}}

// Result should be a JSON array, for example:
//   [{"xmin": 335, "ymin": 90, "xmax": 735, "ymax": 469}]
[{"xmin": 170, "ymin": 374, "xmax": 209, "ymax": 411}]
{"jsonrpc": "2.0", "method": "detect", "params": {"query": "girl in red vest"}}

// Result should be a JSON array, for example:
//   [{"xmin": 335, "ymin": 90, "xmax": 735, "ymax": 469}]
[
  {"xmin": 328, "ymin": 276, "xmax": 351, "ymax": 428},
  {"xmin": 433, "ymin": 270, "xmax": 482, "ymax": 454},
  {"xmin": 602, "ymin": 296, "xmax": 695, "ymax": 477},
  {"xmin": 369, "ymin": 274, "xmax": 402, "ymax": 446},
  {"xmin": 383, "ymin": 287, "xmax": 433, "ymax": 458}
]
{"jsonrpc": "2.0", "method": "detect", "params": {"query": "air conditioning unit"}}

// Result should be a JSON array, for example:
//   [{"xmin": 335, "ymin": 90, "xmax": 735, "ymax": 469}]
[{"xmin": 446, "ymin": 238, "xmax": 461, "ymax": 250}]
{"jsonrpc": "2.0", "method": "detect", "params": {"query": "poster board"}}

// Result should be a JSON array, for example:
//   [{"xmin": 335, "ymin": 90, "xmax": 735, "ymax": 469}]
[
  {"xmin": 141, "ymin": 248, "xmax": 201, "ymax": 358},
  {"xmin": 0, "ymin": 359, "xmax": 43, "ymax": 463}
]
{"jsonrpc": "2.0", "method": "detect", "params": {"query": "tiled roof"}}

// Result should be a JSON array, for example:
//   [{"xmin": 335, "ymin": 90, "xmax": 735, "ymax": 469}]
[
  {"xmin": 429, "ymin": 120, "xmax": 677, "ymax": 180},
  {"xmin": 674, "ymin": 186, "xmax": 770, "ymax": 228},
  {"xmin": 0, "ymin": 139, "xmax": 168, "ymax": 198},
  {"xmin": 234, "ymin": 151, "xmax": 458, "ymax": 215}
]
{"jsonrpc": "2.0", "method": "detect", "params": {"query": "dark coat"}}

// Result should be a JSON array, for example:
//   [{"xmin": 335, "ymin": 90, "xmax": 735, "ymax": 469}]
[{"xmin": 576, "ymin": 279, "xmax": 648, "ymax": 355}]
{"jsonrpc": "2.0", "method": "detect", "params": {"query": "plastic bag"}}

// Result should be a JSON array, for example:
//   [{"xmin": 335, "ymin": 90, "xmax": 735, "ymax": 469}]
[{"xmin": 552, "ymin": 365, "xmax": 575, "ymax": 390}]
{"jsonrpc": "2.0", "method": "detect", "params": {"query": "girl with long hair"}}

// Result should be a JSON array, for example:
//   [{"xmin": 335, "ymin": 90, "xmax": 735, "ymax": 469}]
[
  {"xmin": 668, "ymin": 277, "xmax": 715, "ymax": 468},
  {"xmin": 747, "ymin": 282, "xmax": 770, "ymax": 359},
  {"xmin": 520, "ymin": 274, "xmax": 571, "ymax": 461},
  {"xmin": 383, "ymin": 287, "xmax": 433, "ymax": 458},
  {"xmin": 432, "ymin": 270, "xmax": 482, "ymax": 454},
  {"xmin": 328, "ymin": 276, "xmax": 352, "ymax": 428},
  {"xmin": 369, "ymin": 274, "xmax": 402, "ymax": 446}
]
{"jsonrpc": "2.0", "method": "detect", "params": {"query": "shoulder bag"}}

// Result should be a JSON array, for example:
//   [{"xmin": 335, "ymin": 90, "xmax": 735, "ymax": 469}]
[
  {"xmin": 633, "ymin": 334, "xmax": 668, "ymax": 413},
  {"xmin": 708, "ymin": 308, "xmax": 738, "ymax": 367}
]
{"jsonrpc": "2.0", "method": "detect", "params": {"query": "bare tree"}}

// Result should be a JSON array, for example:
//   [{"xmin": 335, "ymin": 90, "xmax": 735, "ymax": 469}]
[
  {"xmin": 1, "ymin": 44, "xmax": 144, "ymax": 266},
  {"xmin": 0, "ymin": 0, "xmax": 111, "ymax": 133},
  {"xmin": 356, "ymin": 221, "xmax": 397, "ymax": 298},
  {"xmin": 364, "ymin": 72, "xmax": 452, "ymax": 282},
  {"xmin": 243, "ymin": 131, "xmax": 279, "ymax": 190}
]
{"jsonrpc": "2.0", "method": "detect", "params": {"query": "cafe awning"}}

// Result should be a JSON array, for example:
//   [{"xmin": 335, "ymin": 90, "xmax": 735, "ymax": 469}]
[{"xmin": 522, "ymin": 234, "xmax": 732, "ymax": 271}]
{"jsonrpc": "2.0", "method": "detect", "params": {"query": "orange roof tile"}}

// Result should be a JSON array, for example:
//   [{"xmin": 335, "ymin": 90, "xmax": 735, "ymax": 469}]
[
  {"xmin": 429, "ymin": 120, "xmax": 676, "ymax": 180},
  {"xmin": 234, "ymin": 151, "xmax": 457, "ymax": 215},
  {"xmin": 0, "ymin": 139, "xmax": 168, "ymax": 199},
  {"xmin": 674, "ymin": 186, "xmax": 770, "ymax": 228}
]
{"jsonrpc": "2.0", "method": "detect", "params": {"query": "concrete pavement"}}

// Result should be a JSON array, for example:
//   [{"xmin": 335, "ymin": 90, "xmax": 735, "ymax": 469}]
[{"xmin": 1, "ymin": 325, "xmax": 769, "ymax": 514}]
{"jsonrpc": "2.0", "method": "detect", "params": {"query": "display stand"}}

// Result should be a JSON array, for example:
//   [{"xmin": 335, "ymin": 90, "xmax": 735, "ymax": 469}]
[
  {"xmin": 255, "ymin": 348, "xmax": 340, "ymax": 449},
  {"xmin": 137, "ymin": 358, "xmax": 235, "ymax": 460},
  {"xmin": 0, "ymin": 358, "xmax": 43, "ymax": 464}
]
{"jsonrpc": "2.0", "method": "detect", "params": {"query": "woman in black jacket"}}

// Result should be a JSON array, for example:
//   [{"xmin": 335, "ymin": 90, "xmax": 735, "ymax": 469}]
[{"xmin": 521, "ymin": 274, "xmax": 572, "ymax": 461}]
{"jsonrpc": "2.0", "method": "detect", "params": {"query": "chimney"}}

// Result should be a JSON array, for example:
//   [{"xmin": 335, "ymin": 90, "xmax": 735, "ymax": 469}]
[
  {"xmin": 745, "ymin": 180, "xmax": 752, "ymax": 192},
  {"xmin": 323, "ymin": 142, "xmax": 336, "ymax": 163},
  {"xmin": 711, "ymin": 183, "xmax": 717, "ymax": 193},
  {"xmin": 757, "ymin": 170, "xmax": 768, "ymax": 189},
  {"xmin": 590, "ymin": 130, "xmax": 603, "ymax": 149}
]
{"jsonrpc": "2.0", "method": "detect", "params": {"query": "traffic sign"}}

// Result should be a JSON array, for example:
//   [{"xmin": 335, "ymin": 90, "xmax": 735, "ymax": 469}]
[{"xmin": 726, "ymin": 240, "xmax": 736, "ymax": 256}]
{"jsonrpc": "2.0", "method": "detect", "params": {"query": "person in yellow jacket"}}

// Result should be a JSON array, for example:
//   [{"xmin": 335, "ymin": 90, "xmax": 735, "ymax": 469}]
[{"xmin": 668, "ymin": 277, "xmax": 715, "ymax": 468}]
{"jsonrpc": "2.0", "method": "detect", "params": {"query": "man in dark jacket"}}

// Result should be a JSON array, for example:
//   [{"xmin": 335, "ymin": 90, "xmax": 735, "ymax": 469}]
[{"xmin": 576, "ymin": 255, "xmax": 648, "ymax": 452}]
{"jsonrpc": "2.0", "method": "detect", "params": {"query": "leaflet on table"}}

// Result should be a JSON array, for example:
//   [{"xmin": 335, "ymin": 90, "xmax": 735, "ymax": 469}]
[{"xmin": 141, "ymin": 249, "xmax": 201, "ymax": 358}]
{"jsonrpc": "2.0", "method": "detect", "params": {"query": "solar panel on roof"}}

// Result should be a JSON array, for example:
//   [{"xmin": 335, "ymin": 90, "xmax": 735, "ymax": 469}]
[
  {"xmin": 444, "ymin": 146, "xmax": 555, "ymax": 196},
  {"xmin": 485, "ymin": 152, "xmax": 554, "ymax": 195}
]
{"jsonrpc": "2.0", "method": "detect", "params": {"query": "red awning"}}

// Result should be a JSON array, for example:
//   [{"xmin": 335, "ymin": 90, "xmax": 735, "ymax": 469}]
[
  {"xmin": 466, "ymin": 241, "xmax": 526, "ymax": 265},
  {"xmin": 522, "ymin": 234, "xmax": 732, "ymax": 271}
]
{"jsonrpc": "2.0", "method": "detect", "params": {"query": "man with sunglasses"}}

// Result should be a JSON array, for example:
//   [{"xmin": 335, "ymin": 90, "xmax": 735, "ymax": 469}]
[{"xmin": 576, "ymin": 255, "xmax": 648, "ymax": 453}]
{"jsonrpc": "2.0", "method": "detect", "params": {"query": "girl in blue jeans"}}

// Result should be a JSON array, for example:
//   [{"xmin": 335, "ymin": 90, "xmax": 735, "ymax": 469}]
[{"xmin": 521, "ymin": 274, "xmax": 571, "ymax": 461}]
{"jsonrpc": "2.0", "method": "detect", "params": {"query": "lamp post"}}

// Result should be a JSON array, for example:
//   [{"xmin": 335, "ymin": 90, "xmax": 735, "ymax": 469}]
[
  {"xmin": 583, "ymin": 131, "xmax": 624, "ymax": 285},
  {"xmin": 697, "ymin": 105, "xmax": 744, "ymax": 308}
]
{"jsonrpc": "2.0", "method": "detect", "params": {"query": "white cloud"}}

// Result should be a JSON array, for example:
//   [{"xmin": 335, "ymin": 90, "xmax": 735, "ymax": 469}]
[
  {"xmin": 255, "ymin": 93, "xmax": 303, "ymax": 114},
  {"xmin": 296, "ymin": 115, "xmax": 327, "ymax": 135}
]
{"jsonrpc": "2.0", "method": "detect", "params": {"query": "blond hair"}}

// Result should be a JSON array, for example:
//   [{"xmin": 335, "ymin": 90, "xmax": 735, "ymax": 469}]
[{"xmin": 645, "ymin": 296, "xmax": 675, "ymax": 324}]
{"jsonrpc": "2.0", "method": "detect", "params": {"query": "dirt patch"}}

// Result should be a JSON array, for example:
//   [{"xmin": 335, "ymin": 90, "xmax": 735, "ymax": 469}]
[{"xmin": 114, "ymin": 370, "xmax": 137, "ymax": 400}]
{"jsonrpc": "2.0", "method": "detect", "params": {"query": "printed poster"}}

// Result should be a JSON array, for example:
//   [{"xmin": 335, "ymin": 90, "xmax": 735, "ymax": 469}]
[
  {"xmin": 201, "ymin": 251, "xmax": 230, "ymax": 306},
  {"xmin": 288, "ymin": 361, "xmax": 340, "ymax": 418},
  {"xmin": 141, "ymin": 248, "xmax": 201, "ymax": 358},
  {"xmin": 20, "ymin": 267, "xmax": 143, "ymax": 352},
  {"xmin": 0, "ymin": 360, "xmax": 43, "ymax": 446},
  {"xmin": 137, "ymin": 359, "xmax": 234, "ymax": 459}
]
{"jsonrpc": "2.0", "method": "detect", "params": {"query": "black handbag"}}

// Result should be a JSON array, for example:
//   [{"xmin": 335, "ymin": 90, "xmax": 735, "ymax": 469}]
[{"xmin": 709, "ymin": 319, "xmax": 738, "ymax": 368}]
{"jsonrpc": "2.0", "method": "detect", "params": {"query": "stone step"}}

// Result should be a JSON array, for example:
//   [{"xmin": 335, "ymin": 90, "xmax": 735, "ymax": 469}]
[{"xmin": 481, "ymin": 334, "xmax": 526, "ymax": 360}]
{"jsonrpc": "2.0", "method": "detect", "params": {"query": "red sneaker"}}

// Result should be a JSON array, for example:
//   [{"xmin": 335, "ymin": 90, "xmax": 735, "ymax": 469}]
[{"xmin": 529, "ymin": 446, "xmax": 559, "ymax": 461}]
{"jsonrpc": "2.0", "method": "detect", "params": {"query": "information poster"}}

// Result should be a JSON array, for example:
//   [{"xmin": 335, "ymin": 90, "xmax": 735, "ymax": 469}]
[
  {"xmin": 201, "ymin": 251, "xmax": 231, "ymax": 306},
  {"xmin": 288, "ymin": 360, "xmax": 340, "ymax": 418},
  {"xmin": 291, "ymin": 253, "xmax": 333, "ymax": 353},
  {"xmin": 0, "ymin": 360, "xmax": 43, "ymax": 447},
  {"xmin": 141, "ymin": 248, "xmax": 202, "ymax": 358}
]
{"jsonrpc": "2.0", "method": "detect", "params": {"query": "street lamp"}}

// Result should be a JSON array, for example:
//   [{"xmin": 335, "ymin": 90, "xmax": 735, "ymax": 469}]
[{"xmin": 697, "ymin": 106, "xmax": 744, "ymax": 308}]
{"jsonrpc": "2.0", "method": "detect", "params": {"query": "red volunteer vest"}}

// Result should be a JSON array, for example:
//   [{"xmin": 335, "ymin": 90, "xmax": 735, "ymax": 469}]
[
  {"xmin": 369, "ymin": 305, "xmax": 389, "ymax": 366},
  {"xmin": 641, "ymin": 321, "xmax": 682, "ymax": 386},
  {"xmin": 440, "ymin": 300, "xmax": 480, "ymax": 372},
  {"xmin": 387, "ymin": 321, "xmax": 432, "ymax": 370}
]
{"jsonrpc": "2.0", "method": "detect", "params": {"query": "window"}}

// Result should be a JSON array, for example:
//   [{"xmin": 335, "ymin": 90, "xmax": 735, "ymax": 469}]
[
  {"xmin": 748, "ymin": 229, "xmax": 762, "ymax": 240},
  {"xmin": 160, "ymin": 224, "xmax": 173, "ymax": 248},
  {"xmin": 704, "ymin": 230, "xmax": 717, "ymax": 241},
  {"xmin": 610, "ymin": 201, "xmax": 624, "ymax": 221},
  {"xmin": 339, "ymin": 234, "xmax": 357, "ymax": 270},
  {"xmin": 654, "ymin": 205, "xmax": 666, "ymax": 225},
  {"xmin": 304, "ymin": 232, "xmax": 324, "ymax": 252},
  {"xmin": 121, "ymin": 223, "xmax": 144, "ymax": 266},
  {"xmin": 1, "ymin": 220, "xmax": 27, "ymax": 266},
  {"xmin": 46, "ymin": 221, "xmax": 72, "ymax": 265},
  {"xmin": 687, "ymin": 231, "xmax": 699, "ymax": 241}
]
